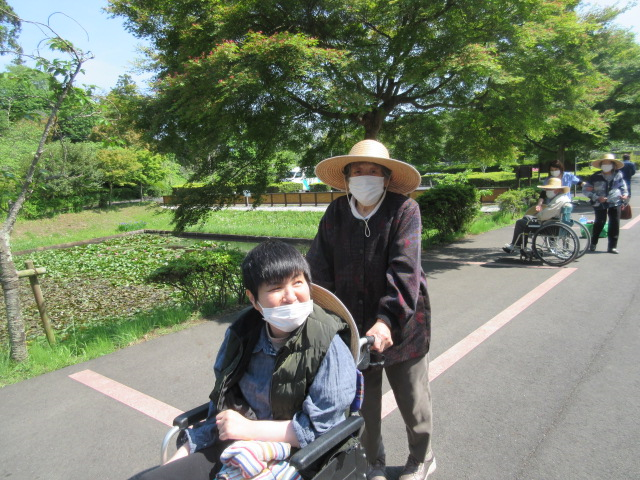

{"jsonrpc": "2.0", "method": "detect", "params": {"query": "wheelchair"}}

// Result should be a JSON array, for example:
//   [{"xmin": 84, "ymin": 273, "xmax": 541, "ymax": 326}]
[
  {"xmin": 560, "ymin": 203, "xmax": 592, "ymax": 260},
  {"xmin": 513, "ymin": 204, "xmax": 588, "ymax": 267},
  {"xmin": 158, "ymin": 303, "xmax": 375, "ymax": 480}
]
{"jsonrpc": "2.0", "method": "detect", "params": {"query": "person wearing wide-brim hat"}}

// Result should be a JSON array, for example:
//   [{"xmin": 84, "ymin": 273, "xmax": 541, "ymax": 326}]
[
  {"xmin": 583, "ymin": 153, "xmax": 629, "ymax": 253},
  {"xmin": 307, "ymin": 140, "xmax": 436, "ymax": 480},
  {"xmin": 503, "ymin": 177, "xmax": 573, "ymax": 254},
  {"xmin": 314, "ymin": 140, "xmax": 422, "ymax": 196},
  {"xmin": 591, "ymin": 153, "xmax": 624, "ymax": 170},
  {"xmin": 533, "ymin": 159, "xmax": 583, "ymax": 213}
]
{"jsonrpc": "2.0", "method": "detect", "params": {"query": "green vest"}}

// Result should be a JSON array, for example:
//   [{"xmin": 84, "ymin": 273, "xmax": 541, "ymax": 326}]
[{"xmin": 209, "ymin": 304, "xmax": 347, "ymax": 420}]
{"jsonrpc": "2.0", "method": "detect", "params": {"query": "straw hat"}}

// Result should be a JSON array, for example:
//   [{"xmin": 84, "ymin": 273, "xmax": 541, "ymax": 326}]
[
  {"xmin": 592, "ymin": 153, "xmax": 623, "ymax": 170},
  {"xmin": 310, "ymin": 283, "xmax": 359, "ymax": 361},
  {"xmin": 538, "ymin": 177, "xmax": 570, "ymax": 193},
  {"xmin": 314, "ymin": 140, "xmax": 422, "ymax": 194}
]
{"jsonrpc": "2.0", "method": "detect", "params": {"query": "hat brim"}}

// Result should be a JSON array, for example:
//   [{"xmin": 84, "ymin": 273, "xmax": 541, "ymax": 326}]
[
  {"xmin": 310, "ymin": 283, "xmax": 359, "ymax": 361},
  {"xmin": 315, "ymin": 155, "xmax": 421, "ymax": 195},
  {"xmin": 538, "ymin": 184, "xmax": 570, "ymax": 193},
  {"xmin": 592, "ymin": 159, "xmax": 624, "ymax": 169}
]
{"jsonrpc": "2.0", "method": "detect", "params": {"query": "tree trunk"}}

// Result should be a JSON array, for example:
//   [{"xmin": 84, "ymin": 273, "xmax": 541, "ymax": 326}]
[
  {"xmin": 0, "ymin": 234, "xmax": 27, "ymax": 361},
  {"xmin": 557, "ymin": 143, "xmax": 566, "ymax": 165},
  {"xmin": 0, "ymin": 55, "xmax": 85, "ymax": 362},
  {"xmin": 360, "ymin": 110, "xmax": 385, "ymax": 140},
  {"xmin": 139, "ymin": 183, "xmax": 143, "ymax": 201}
]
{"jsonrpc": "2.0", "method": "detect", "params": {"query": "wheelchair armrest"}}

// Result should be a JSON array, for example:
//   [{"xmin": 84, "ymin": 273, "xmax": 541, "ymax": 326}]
[
  {"xmin": 161, "ymin": 403, "xmax": 210, "ymax": 464},
  {"xmin": 173, "ymin": 403, "xmax": 209, "ymax": 429},
  {"xmin": 289, "ymin": 415, "xmax": 364, "ymax": 471}
]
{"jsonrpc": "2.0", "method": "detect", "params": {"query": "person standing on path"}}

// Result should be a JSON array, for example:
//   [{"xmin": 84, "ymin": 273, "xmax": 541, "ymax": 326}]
[
  {"xmin": 620, "ymin": 153, "xmax": 636, "ymax": 197},
  {"xmin": 306, "ymin": 139, "xmax": 435, "ymax": 480},
  {"xmin": 583, "ymin": 154, "xmax": 628, "ymax": 254},
  {"xmin": 533, "ymin": 160, "xmax": 582, "ymax": 211}
]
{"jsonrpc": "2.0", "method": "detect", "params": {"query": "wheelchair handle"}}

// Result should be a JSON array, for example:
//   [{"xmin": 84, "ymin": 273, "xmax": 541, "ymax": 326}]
[
  {"xmin": 360, "ymin": 336, "xmax": 375, "ymax": 348},
  {"xmin": 357, "ymin": 335, "xmax": 384, "ymax": 370}
]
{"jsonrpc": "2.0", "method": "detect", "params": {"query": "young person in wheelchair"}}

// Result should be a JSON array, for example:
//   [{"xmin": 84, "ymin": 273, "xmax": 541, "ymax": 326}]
[
  {"xmin": 503, "ymin": 177, "xmax": 572, "ymax": 254},
  {"xmin": 139, "ymin": 240, "xmax": 357, "ymax": 480}
]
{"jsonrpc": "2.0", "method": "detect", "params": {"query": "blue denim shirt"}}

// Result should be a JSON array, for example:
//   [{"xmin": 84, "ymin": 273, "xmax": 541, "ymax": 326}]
[{"xmin": 184, "ymin": 325, "xmax": 356, "ymax": 452}]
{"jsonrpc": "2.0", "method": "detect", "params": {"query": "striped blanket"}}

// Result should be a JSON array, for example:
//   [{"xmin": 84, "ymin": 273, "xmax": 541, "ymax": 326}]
[{"xmin": 216, "ymin": 441, "xmax": 302, "ymax": 480}]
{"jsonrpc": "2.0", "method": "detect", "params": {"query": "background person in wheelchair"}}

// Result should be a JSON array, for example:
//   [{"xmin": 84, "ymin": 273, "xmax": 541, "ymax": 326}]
[
  {"xmin": 503, "ymin": 177, "xmax": 572, "ymax": 254},
  {"xmin": 139, "ymin": 240, "xmax": 357, "ymax": 480},
  {"xmin": 532, "ymin": 159, "xmax": 582, "ymax": 211}
]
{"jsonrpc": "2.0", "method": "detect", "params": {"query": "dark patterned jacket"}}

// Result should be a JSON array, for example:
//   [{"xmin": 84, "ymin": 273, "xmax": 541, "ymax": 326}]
[{"xmin": 306, "ymin": 192, "xmax": 431, "ymax": 366}]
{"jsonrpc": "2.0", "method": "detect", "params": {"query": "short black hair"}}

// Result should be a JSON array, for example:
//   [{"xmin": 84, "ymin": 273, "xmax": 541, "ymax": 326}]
[
  {"xmin": 623, "ymin": 153, "xmax": 631, "ymax": 161},
  {"xmin": 549, "ymin": 160, "xmax": 565, "ymax": 173},
  {"xmin": 242, "ymin": 240, "xmax": 311, "ymax": 299}
]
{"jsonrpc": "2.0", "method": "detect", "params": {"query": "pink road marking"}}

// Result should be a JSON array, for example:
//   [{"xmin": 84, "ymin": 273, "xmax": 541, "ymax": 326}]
[
  {"xmin": 69, "ymin": 268, "xmax": 578, "ymax": 425},
  {"xmin": 621, "ymin": 215, "xmax": 640, "ymax": 230},
  {"xmin": 69, "ymin": 369, "xmax": 182, "ymax": 426},
  {"xmin": 380, "ymin": 267, "xmax": 578, "ymax": 419}
]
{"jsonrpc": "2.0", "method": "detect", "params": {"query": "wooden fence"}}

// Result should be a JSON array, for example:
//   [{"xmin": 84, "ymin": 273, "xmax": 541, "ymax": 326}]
[{"xmin": 163, "ymin": 186, "xmax": 509, "ymax": 206}]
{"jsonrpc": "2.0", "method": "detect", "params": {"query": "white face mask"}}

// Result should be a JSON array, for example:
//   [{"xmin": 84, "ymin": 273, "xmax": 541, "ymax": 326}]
[
  {"xmin": 258, "ymin": 300, "xmax": 313, "ymax": 332},
  {"xmin": 601, "ymin": 164, "xmax": 613, "ymax": 173},
  {"xmin": 348, "ymin": 176, "xmax": 386, "ymax": 206},
  {"xmin": 545, "ymin": 190, "xmax": 557, "ymax": 199},
  {"xmin": 550, "ymin": 169, "xmax": 561, "ymax": 177}
]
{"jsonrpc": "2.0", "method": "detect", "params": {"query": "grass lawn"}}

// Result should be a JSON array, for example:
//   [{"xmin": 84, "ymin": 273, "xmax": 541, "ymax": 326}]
[
  {"xmin": 3, "ymin": 200, "xmax": 514, "ymax": 385},
  {"xmin": 12, "ymin": 202, "xmax": 324, "ymax": 252}
]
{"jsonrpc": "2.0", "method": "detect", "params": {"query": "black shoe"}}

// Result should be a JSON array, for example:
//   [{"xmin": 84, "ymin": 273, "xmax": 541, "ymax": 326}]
[
  {"xmin": 589, "ymin": 244, "xmax": 597, "ymax": 251},
  {"xmin": 608, "ymin": 248, "xmax": 619, "ymax": 254},
  {"xmin": 502, "ymin": 244, "xmax": 514, "ymax": 254}
]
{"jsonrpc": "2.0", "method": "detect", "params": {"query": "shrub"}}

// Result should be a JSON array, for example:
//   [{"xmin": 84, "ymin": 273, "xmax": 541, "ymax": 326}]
[
  {"xmin": 308, "ymin": 182, "xmax": 330, "ymax": 192},
  {"xmin": 495, "ymin": 187, "xmax": 539, "ymax": 215},
  {"xmin": 146, "ymin": 245, "xmax": 246, "ymax": 309},
  {"xmin": 20, "ymin": 190, "xmax": 106, "ymax": 219},
  {"xmin": 466, "ymin": 171, "xmax": 518, "ymax": 187},
  {"xmin": 417, "ymin": 183, "xmax": 479, "ymax": 239},
  {"xmin": 266, "ymin": 182, "xmax": 303, "ymax": 193}
]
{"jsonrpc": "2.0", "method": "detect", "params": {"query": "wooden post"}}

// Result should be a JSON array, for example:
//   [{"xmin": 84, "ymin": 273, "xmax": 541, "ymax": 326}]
[{"xmin": 23, "ymin": 260, "xmax": 55, "ymax": 346}]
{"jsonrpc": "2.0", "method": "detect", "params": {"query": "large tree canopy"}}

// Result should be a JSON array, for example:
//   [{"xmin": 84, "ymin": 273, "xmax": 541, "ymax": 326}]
[{"xmin": 108, "ymin": 0, "xmax": 626, "ymax": 227}]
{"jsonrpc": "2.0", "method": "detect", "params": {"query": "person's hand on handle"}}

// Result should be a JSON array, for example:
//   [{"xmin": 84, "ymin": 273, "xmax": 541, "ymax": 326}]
[{"xmin": 366, "ymin": 320, "xmax": 393, "ymax": 352}]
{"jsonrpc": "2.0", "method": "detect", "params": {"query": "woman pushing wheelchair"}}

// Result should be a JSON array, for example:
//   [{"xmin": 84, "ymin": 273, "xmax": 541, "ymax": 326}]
[{"xmin": 502, "ymin": 177, "xmax": 572, "ymax": 254}]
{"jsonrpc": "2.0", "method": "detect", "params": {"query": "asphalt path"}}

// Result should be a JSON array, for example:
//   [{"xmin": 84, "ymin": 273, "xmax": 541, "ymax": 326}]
[{"xmin": 1, "ymin": 180, "xmax": 639, "ymax": 480}]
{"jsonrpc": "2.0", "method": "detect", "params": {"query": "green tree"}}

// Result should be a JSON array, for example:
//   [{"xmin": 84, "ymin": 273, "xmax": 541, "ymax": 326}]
[
  {"xmin": 23, "ymin": 141, "xmax": 105, "ymax": 217},
  {"xmin": 0, "ymin": 65, "xmax": 51, "ymax": 122},
  {"xmin": 503, "ymin": 5, "xmax": 640, "ymax": 168},
  {"xmin": 91, "ymin": 74, "xmax": 148, "ymax": 147},
  {"xmin": 96, "ymin": 147, "xmax": 142, "ymax": 205},
  {"xmin": 0, "ymin": 8, "xmax": 97, "ymax": 361},
  {"xmin": 109, "ymin": 0, "xmax": 623, "ymax": 227},
  {"xmin": 134, "ymin": 149, "xmax": 175, "ymax": 199},
  {"xmin": 0, "ymin": 11, "xmax": 94, "ymax": 361},
  {"xmin": 593, "ymin": 27, "xmax": 640, "ymax": 148}
]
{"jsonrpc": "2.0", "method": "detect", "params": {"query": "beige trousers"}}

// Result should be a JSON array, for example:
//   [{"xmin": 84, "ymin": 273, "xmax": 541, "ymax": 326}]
[{"xmin": 361, "ymin": 354, "xmax": 433, "ymax": 465}]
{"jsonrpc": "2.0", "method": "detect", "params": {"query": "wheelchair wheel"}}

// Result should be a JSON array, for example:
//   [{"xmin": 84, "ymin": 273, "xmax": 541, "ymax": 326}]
[
  {"xmin": 531, "ymin": 222, "xmax": 579, "ymax": 266},
  {"xmin": 566, "ymin": 220, "xmax": 591, "ymax": 259}
]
